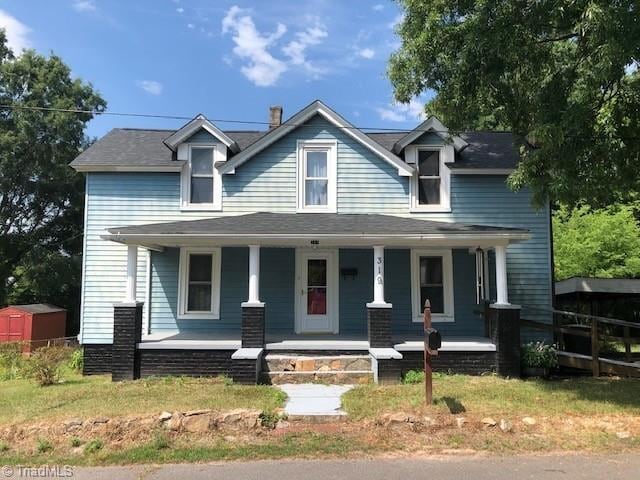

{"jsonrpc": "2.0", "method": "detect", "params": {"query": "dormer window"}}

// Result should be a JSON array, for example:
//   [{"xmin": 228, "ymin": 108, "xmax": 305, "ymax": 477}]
[
  {"xmin": 297, "ymin": 140, "xmax": 337, "ymax": 212},
  {"xmin": 190, "ymin": 147, "xmax": 215, "ymax": 204},
  {"xmin": 407, "ymin": 145, "xmax": 452, "ymax": 213},
  {"xmin": 180, "ymin": 144, "xmax": 224, "ymax": 210}
]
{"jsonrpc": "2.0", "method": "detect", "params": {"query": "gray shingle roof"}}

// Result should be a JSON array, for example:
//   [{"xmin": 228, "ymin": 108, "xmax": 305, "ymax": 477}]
[
  {"xmin": 107, "ymin": 212, "xmax": 528, "ymax": 237},
  {"xmin": 70, "ymin": 127, "xmax": 521, "ymax": 171}
]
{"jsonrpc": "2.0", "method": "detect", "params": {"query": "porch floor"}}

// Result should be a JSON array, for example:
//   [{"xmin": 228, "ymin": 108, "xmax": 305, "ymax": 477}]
[{"xmin": 138, "ymin": 331, "xmax": 496, "ymax": 352}]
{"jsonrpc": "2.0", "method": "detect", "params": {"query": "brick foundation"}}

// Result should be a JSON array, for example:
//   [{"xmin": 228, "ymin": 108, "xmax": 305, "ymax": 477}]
[
  {"xmin": 112, "ymin": 303, "xmax": 143, "ymax": 381},
  {"xmin": 367, "ymin": 306, "xmax": 393, "ymax": 348}
]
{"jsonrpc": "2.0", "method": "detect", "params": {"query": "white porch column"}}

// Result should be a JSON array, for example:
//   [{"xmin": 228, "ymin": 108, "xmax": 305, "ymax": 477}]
[
  {"xmin": 367, "ymin": 245, "xmax": 392, "ymax": 308},
  {"xmin": 124, "ymin": 245, "xmax": 138, "ymax": 303},
  {"xmin": 243, "ymin": 245, "xmax": 264, "ymax": 306},
  {"xmin": 494, "ymin": 245, "xmax": 510, "ymax": 305}
]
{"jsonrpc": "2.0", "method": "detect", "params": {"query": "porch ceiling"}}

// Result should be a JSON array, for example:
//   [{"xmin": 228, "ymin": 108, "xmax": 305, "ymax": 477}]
[{"xmin": 102, "ymin": 212, "xmax": 530, "ymax": 249}]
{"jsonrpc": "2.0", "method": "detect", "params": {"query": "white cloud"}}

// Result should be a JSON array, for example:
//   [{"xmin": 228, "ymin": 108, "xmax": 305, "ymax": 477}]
[
  {"xmin": 625, "ymin": 61, "xmax": 638, "ymax": 76},
  {"xmin": 282, "ymin": 21, "xmax": 328, "ymax": 77},
  {"xmin": 222, "ymin": 6, "xmax": 288, "ymax": 87},
  {"xmin": 376, "ymin": 98, "xmax": 426, "ymax": 122},
  {"xmin": 358, "ymin": 48, "xmax": 375, "ymax": 59},
  {"xmin": 372, "ymin": 4, "xmax": 384, "ymax": 11},
  {"xmin": 187, "ymin": 23, "xmax": 195, "ymax": 29},
  {"xmin": 72, "ymin": 0, "xmax": 96, "ymax": 12},
  {"xmin": 137, "ymin": 80, "xmax": 163, "ymax": 95},
  {"xmin": 176, "ymin": 7, "xmax": 184, "ymax": 14},
  {"xmin": 0, "ymin": 9, "xmax": 31, "ymax": 52}
]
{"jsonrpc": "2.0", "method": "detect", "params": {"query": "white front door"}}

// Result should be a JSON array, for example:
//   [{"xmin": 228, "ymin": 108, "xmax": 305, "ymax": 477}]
[{"xmin": 295, "ymin": 249, "xmax": 339, "ymax": 334}]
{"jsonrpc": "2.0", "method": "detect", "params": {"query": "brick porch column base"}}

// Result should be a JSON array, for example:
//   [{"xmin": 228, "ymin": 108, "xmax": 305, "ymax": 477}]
[
  {"xmin": 112, "ymin": 302, "xmax": 143, "ymax": 382},
  {"xmin": 241, "ymin": 304, "xmax": 265, "ymax": 348},
  {"xmin": 367, "ymin": 305, "xmax": 393, "ymax": 348},
  {"xmin": 489, "ymin": 304, "xmax": 521, "ymax": 377}
]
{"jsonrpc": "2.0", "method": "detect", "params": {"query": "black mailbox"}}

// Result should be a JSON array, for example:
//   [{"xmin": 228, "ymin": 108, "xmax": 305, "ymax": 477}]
[{"xmin": 425, "ymin": 328, "xmax": 442, "ymax": 351}]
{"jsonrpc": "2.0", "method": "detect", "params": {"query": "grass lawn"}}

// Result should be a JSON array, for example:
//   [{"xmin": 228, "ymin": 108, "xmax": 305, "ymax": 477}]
[
  {"xmin": 0, "ymin": 373, "xmax": 285, "ymax": 425},
  {"xmin": 342, "ymin": 373, "xmax": 640, "ymax": 419}
]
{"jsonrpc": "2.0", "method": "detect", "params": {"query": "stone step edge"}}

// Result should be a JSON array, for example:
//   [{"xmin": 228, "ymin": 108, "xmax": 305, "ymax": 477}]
[
  {"xmin": 264, "ymin": 370, "xmax": 373, "ymax": 375},
  {"xmin": 264, "ymin": 355, "xmax": 371, "ymax": 360}
]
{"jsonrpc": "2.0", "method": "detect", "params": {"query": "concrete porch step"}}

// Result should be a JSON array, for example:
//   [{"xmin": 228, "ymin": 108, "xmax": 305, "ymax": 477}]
[
  {"xmin": 262, "ymin": 370, "xmax": 374, "ymax": 385},
  {"xmin": 263, "ymin": 354, "xmax": 372, "ymax": 373}
]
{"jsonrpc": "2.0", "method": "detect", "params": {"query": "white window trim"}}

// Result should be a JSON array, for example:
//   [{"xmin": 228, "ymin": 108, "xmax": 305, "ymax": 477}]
[
  {"xmin": 407, "ymin": 145, "xmax": 453, "ymax": 213},
  {"xmin": 296, "ymin": 139, "xmax": 337, "ymax": 213},
  {"xmin": 179, "ymin": 144, "xmax": 224, "ymax": 211},
  {"xmin": 178, "ymin": 247, "xmax": 221, "ymax": 320},
  {"xmin": 411, "ymin": 248, "xmax": 455, "ymax": 323}
]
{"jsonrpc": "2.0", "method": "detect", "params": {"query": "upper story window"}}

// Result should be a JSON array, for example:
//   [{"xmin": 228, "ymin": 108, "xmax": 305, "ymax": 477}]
[
  {"xmin": 180, "ymin": 144, "xmax": 223, "ymax": 210},
  {"xmin": 407, "ymin": 145, "xmax": 452, "ymax": 213},
  {"xmin": 297, "ymin": 140, "xmax": 337, "ymax": 212}
]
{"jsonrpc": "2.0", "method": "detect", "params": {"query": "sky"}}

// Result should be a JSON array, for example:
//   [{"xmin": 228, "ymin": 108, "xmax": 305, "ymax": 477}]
[{"xmin": 0, "ymin": 0, "xmax": 432, "ymax": 138}]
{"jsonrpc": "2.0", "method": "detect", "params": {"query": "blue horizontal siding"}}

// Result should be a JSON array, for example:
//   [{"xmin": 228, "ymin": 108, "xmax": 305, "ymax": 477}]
[{"xmin": 80, "ymin": 115, "xmax": 552, "ymax": 343}]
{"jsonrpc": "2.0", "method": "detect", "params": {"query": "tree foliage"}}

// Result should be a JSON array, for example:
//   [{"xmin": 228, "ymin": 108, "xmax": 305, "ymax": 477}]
[
  {"xmin": 0, "ymin": 31, "xmax": 105, "ymax": 331},
  {"xmin": 553, "ymin": 204, "xmax": 640, "ymax": 280},
  {"xmin": 389, "ymin": 0, "xmax": 640, "ymax": 207}
]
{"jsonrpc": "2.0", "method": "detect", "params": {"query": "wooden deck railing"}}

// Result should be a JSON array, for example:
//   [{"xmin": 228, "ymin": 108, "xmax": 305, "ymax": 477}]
[{"xmin": 520, "ymin": 307, "xmax": 640, "ymax": 377}]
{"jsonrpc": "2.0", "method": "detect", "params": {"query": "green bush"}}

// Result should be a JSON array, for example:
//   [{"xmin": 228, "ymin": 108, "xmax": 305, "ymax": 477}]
[
  {"xmin": 36, "ymin": 438, "xmax": 53, "ymax": 454},
  {"xmin": 24, "ymin": 346, "xmax": 74, "ymax": 386},
  {"xmin": 521, "ymin": 342, "xmax": 558, "ymax": 369},
  {"xmin": 402, "ymin": 370, "xmax": 425, "ymax": 384},
  {"xmin": 150, "ymin": 430, "xmax": 171, "ymax": 450},
  {"xmin": 0, "ymin": 342, "xmax": 25, "ymax": 380},
  {"xmin": 70, "ymin": 437, "xmax": 83, "ymax": 448},
  {"xmin": 84, "ymin": 439, "xmax": 103, "ymax": 454},
  {"xmin": 259, "ymin": 410, "xmax": 284, "ymax": 429},
  {"xmin": 68, "ymin": 348, "xmax": 84, "ymax": 372}
]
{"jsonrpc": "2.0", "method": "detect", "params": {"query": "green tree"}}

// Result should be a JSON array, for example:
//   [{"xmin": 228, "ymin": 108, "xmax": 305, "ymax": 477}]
[
  {"xmin": 0, "ymin": 31, "xmax": 106, "ymax": 332},
  {"xmin": 553, "ymin": 205, "xmax": 640, "ymax": 280},
  {"xmin": 389, "ymin": 0, "xmax": 640, "ymax": 207}
]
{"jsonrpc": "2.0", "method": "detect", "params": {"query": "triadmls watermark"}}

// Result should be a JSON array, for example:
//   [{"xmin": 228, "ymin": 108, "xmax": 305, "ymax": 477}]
[{"xmin": 2, "ymin": 465, "xmax": 74, "ymax": 478}]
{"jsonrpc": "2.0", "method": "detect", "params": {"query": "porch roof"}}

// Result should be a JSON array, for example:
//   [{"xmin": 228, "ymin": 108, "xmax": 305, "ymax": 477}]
[{"xmin": 102, "ymin": 213, "xmax": 529, "ymax": 248}]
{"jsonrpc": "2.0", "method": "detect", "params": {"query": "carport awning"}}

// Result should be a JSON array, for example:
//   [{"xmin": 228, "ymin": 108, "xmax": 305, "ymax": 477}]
[{"xmin": 101, "ymin": 212, "xmax": 530, "ymax": 249}]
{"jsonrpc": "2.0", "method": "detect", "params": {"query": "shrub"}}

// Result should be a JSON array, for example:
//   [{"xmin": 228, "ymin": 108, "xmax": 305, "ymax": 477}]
[
  {"xmin": 0, "ymin": 342, "xmax": 25, "ymax": 380},
  {"xmin": 84, "ymin": 439, "xmax": 103, "ymax": 454},
  {"xmin": 68, "ymin": 349, "xmax": 84, "ymax": 372},
  {"xmin": 25, "ymin": 346, "xmax": 74, "ymax": 386},
  {"xmin": 36, "ymin": 438, "xmax": 53, "ymax": 454},
  {"xmin": 70, "ymin": 437, "xmax": 83, "ymax": 448},
  {"xmin": 402, "ymin": 370, "xmax": 425, "ymax": 384},
  {"xmin": 150, "ymin": 430, "xmax": 171, "ymax": 450},
  {"xmin": 259, "ymin": 410, "xmax": 284, "ymax": 429},
  {"xmin": 521, "ymin": 342, "xmax": 558, "ymax": 369}
]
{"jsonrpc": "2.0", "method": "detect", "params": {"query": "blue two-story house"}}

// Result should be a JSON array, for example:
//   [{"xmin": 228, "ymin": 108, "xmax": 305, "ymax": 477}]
[{"xmin": 70, "ymin": 100, "xmax": 552, "ymax": 383}]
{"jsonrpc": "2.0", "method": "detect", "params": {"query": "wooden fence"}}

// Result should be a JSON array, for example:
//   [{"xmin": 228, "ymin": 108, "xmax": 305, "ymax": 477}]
[{"xmin": 521, "ymin": 308, "xmax": 640, "ymax": 377}]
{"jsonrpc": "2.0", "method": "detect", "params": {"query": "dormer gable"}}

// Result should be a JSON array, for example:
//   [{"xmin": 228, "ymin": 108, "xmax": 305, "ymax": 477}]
[
  {"xmin": 392, "ymin": 116, "xmax": 467, "ymax": 154},
  {"xmin": 163, "ymin": 114, "xmax": 240, "ymax": 154}
]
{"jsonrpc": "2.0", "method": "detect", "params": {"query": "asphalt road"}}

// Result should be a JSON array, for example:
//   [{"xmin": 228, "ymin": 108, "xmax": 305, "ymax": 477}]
[{"xmin": 62, "ymin": 454, "xmax": 639, "ymax": 480}]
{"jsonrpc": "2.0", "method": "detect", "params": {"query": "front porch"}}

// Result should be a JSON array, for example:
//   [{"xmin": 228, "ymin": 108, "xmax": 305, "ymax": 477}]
[{"xmin": 97, "ymin": 213, "xmax": 526, "ymax": 383}]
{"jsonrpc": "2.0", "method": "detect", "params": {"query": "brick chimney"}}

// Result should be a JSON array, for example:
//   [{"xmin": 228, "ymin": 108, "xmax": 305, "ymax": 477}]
[{"xmin": 269, "ymin": 105, "xmax": 283, "ymax": 129}]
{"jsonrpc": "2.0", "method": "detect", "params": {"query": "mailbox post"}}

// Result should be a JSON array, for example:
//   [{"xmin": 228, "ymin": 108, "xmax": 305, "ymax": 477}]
[{"xmin": 423, "ymin": 299, "xmax": 442, "ymax": 405}]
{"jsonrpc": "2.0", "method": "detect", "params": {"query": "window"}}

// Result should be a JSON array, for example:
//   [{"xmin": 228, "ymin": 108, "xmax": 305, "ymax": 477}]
[
  {"xmin": 178, "ymin": 248, "xmax": 221, "ymax": 319},
  {"xmin": 417, "ymin": 150, "xmax": 440, "ymax": 205},
  {"xmin": 190, "ymin": 147, "xmax": 214, "ymax": 204},
  {"xmin": 180, "ymin": 144, "xmax": 223, "ymax": 210},
  {"xmin": 408, "ymin": 145, "xmax": 452, "ymax": 212},
  {"xmin": 297, "ymin": 140, "xmax": 337, "ymax": 212},
  {"xmin": 411, "ymin": 249, "xmax": 454, "ymax": 322}
]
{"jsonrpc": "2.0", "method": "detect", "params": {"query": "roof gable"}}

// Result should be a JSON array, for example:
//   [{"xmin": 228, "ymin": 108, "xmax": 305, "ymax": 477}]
[
  {"xmin": 163, "ymin": 114, "xmax": 240, "ymax": 153},
  {"xmin": 393, "ymin": 116, "xmax": 467, "ymax": 153},
  {"xmin": 219, "ymin": 100, "xmax": 414, "ymax": 177}
]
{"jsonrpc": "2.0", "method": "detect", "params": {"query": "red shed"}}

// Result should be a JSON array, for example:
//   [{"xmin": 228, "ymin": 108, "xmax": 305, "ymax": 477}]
[{"xmin": 0, "ymin": 304, "xmax": 67, "ymax": 353}]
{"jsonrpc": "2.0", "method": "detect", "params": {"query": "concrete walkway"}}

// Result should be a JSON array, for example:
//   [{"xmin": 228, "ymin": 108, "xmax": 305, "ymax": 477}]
[{"xmin": 278, "ymin": 384, "xmax": 353, "ymax": 418}]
